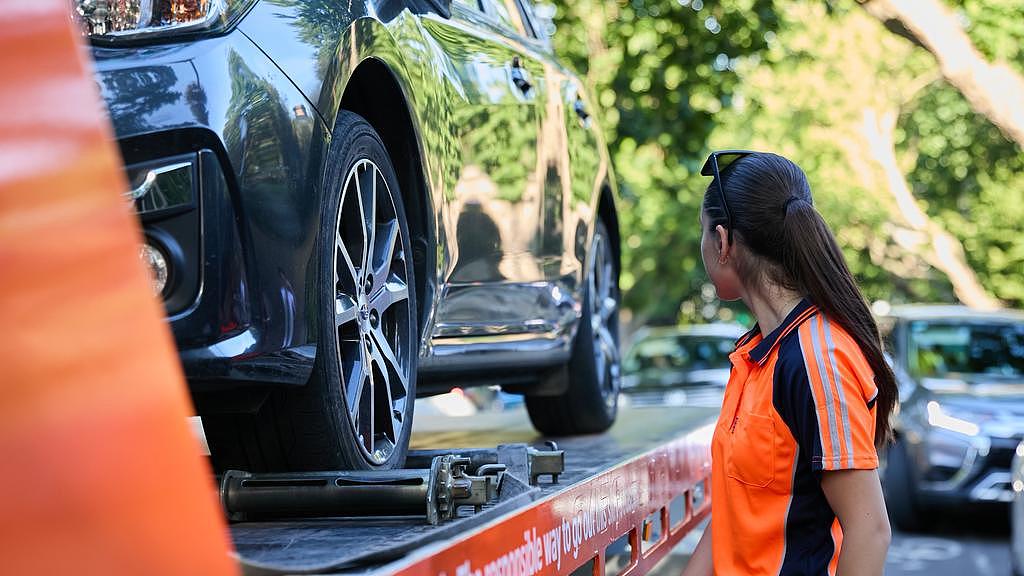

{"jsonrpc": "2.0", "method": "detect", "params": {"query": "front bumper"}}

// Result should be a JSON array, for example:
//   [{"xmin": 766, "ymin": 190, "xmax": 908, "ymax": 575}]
[
  {"xmin": 913, "ymin": 430, "xmax": 1019, "ymax": 505},
  {"xmin": 92, "ymin": 29, "xmax": 329, "ymax": 390}
]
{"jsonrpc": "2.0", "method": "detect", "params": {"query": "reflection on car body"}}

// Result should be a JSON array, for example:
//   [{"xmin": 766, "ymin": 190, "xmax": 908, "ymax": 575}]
[
  {"xmin": 879, "ymin": 305, "xmax": 1024, "ymax": 530},
  {"xmin": 77, "ymin": 0, "xmax": 622, "ymax": 473}
]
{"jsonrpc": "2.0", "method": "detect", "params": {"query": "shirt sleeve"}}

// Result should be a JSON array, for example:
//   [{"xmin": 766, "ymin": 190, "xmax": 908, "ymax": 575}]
[{"xmin": 774, "ymin": 315, "xmax": 879, "ymax": 472}]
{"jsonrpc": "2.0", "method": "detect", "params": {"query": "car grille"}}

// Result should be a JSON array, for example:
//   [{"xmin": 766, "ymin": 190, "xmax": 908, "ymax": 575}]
[
  {"xmin": 986, "ymin": 439, "xmax": 1019, "ymax": 469},
  {"xmin": 624, "ymin": 389, "xmax": 724, "ymax": 409}
]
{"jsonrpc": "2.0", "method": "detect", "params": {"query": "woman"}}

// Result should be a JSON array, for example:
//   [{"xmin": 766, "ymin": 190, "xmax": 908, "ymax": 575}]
[{"xmin": 682, "ymin": 151, "xmax": 894, "ymax": 576}]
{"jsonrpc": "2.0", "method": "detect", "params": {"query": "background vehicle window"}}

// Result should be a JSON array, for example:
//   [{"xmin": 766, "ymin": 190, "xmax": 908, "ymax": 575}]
[
  {"xmin": 625, "ymin": 336, "xmax": 734, "ymax": 374},
  {"xmin": 907, "ymin": 320, "xmax": 1024, "ymax": 378}
]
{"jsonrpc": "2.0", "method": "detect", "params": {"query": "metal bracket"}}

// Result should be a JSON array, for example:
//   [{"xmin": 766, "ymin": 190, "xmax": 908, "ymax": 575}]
[
  {"xmin": 408, "ymin": 442, "xmax": 565, "ymax": 487},
  {"xmin": 527, "ymin": 441, "xmax": 564, "ymax": 485}
]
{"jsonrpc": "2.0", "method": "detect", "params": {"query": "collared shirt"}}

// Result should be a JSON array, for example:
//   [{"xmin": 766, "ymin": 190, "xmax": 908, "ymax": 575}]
[{"xmin": 711, "ymin": 299, "xmax": 879, "ymax": 575}]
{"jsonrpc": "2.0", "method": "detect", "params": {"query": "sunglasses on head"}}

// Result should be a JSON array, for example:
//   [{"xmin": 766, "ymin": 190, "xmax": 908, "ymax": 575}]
[{"xmin": 700, "ymin": 150, "xmax": 755, "ymax": 245}]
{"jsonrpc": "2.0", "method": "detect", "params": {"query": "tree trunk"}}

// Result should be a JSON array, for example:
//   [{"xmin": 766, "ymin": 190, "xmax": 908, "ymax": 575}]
[
  {"xmin": 858, "ymin": 108, "xmax": 1001, "ymax": 310},
  {"xmin": 860, "ymin": 0, "xmax": 1024, "ymax": 149}
]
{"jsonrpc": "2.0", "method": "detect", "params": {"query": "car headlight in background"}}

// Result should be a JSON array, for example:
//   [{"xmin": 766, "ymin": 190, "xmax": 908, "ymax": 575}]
[
  {"xmin": 926, "ymin": 400, "xmax": 981, "ymax": 437},
  {"xmin": 74, "ymin": 0, "xmax": 254, "ymax": 41}
]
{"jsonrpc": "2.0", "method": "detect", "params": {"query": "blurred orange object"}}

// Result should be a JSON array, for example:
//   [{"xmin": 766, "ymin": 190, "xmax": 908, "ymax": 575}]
[{"xmin": 0, "ymin": 2, "xmax": 237, "ymax": 575}]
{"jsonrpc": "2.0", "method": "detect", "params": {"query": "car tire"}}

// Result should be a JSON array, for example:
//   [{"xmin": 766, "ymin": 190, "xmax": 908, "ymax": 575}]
[
  {"xmin": 204, "ymin": 111, "xmax": 417, "ymax": 472},
  {"xmin": 526, "ymin": 219, "xmax": 620, "ymax": 435},
  {"xmin": 883, "ymin": 437, "xmax": 928, "ymax": 532},
  {"xmin": 1012, "ymin": 457, "xmax": 1024, "ymax": 576}
]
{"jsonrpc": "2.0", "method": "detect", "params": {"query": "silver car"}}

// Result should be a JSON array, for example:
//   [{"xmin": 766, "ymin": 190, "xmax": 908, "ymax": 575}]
[
  {"xmin": 1013, "ymin": 441, "xmax": 1024, "ymax": 575},
  {"xmin": 879, "ymin": 305, "xmax": 1024, "ymax": 530}
]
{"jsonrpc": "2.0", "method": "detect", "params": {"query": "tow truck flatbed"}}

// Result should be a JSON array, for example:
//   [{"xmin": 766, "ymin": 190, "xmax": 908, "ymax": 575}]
[{"xmin": 229, "ymin": 405, "xmax": 716, "ymax": 575}]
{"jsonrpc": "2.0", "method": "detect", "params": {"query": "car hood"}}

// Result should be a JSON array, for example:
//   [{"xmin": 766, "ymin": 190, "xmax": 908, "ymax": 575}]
[
  {"xmin": 923, "ymin": 377, "xmax": 1024, "ymax": 437},
  {"xmin": 623, "ymin": 368, "xmax": 730, "ymax": 390},
  {"xmin": 922, "ymin": 376, "xmax": 1024, "ymax": 402}
]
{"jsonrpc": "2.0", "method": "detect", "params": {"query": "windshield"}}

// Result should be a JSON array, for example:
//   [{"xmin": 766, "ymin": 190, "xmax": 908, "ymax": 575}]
[
  {"xmin": 907, "ymin": 320, "xmax": 1024, "ymax": 379},
  {"xmin": 626, "ymin": 335, "xmax": 734, "ymax": 374}
]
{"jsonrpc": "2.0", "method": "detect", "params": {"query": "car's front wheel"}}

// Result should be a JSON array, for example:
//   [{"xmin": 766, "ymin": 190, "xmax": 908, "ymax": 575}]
[
  {"xmin": 526, "ymin": 219, "xmax": 620, "ymax": 435},
  {"xmin": 204, "ymin": 111, "xmax": 417, "ymax": 472},
  {"xmin": 883, "ymin": 436, "xmax": 929, "ymax": 532}
]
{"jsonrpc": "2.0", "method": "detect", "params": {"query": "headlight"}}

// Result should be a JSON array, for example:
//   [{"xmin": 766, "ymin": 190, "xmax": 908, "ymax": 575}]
[
  {"xmin": 74, "ymin": 0, "xmax": 253, "ymax": 41},
  {"xmin": 926, "ymin": 401, "xmax": 981, "ymax": 437}
]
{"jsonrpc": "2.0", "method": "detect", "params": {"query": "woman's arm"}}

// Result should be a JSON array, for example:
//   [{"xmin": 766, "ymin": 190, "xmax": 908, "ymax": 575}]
[
  {"xmin": 821, "ymin": 469, "xmax": 891, "ymax": 576},
  {"xmin": 680, "ymin": 523, "xmax": 713, "ymax": 576}
]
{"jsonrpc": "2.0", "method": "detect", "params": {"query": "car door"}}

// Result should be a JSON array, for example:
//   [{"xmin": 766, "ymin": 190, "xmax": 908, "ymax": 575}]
[
  {"xmin": 504, "ymin": 0, "xmax": 594, "ymax": 285},
  {"xmin": 508, "ymin": 0, "xmax": 610, "ymax": 318},
  {"xmin": 419, "ymin": 0, "xmax": 552, "ymax": 338}
]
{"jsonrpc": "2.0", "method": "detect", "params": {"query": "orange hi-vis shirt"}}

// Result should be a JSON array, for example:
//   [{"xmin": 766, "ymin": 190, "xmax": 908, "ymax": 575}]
[{"xmin": 711, "ymin": 299, "xmax": 879, "ymax": 575}]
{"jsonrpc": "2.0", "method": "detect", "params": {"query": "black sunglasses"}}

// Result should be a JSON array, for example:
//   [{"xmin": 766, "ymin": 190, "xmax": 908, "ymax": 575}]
[{"xmin": 700, "ymin": 150, "xmax": 755, "ymax": 245}]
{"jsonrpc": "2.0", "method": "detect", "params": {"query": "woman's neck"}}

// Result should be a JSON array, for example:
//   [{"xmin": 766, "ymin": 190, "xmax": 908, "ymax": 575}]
[{"xmin": 742, "ymin": 284, "xmax": 805, "ymax": 338}]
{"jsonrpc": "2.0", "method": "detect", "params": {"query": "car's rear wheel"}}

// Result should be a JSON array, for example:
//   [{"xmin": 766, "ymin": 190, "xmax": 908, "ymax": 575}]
[
  {"xmin": 204, "ymin": 111, "xmax": 417, "ymax": 472},
  {"xmin": 526, "ymin": 219, "xmax": 620, "ymax": 435}
]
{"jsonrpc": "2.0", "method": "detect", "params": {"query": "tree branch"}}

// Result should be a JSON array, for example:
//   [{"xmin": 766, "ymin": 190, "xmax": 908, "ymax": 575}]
[
  {"xmin": 859, "ymin": 107, "xmax": 1001, "ymax": 310},
  {"xmin": 859, "ymin": 0, "xmax": 1024, "ymax": 149}
]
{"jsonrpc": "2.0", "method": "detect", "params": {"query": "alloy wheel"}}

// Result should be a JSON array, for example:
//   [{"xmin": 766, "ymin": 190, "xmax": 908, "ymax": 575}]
[
  {"xmin": 333, "ymin": 159, "xmax": 412, "ymax": 465},
  {"xmin": 588, "ymin": 228, "xmax": 620, "ymax": 411}
]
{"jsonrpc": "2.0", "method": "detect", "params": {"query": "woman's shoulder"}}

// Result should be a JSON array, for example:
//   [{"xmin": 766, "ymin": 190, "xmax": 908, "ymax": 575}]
[{"xmin": 774, "ymin": 312, "xmax": 876, "ymax": 396}]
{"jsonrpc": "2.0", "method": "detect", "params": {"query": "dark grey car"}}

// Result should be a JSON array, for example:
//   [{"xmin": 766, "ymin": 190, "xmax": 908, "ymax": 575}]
[
  {"xmin": 880, "ymin": 305, "xmax": 1024, "ymax": 530},
  {"xmin": 76, "ymin": 0, "xmax": 621, "ymax": 473}
]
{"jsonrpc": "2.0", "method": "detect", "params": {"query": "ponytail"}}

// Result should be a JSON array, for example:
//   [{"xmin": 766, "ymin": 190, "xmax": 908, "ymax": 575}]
[
  {"xmin": 781, "ymin": 200, "xmax": 896, "ymax": 446},
  {"xmin": 704, "ymin": 153, "xmax": 897, "ymax": 446}
]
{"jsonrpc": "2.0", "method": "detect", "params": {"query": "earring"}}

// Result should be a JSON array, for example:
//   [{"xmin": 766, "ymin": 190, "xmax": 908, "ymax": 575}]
[{"xmin": 718, "ymin": 255, "xmax": 728, "ymax": 265}]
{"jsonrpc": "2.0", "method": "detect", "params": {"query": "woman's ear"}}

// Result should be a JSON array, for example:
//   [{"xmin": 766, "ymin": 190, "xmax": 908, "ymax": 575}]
[{"xmin": 715, "ymin": 224, "xmax": 731, "ymax": 264}]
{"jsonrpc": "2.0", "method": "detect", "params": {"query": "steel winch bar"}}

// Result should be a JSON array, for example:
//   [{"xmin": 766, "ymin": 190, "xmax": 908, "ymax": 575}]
[{"xmin": 220, "ymin": 455, "xmax": 500, "ymax": 525}]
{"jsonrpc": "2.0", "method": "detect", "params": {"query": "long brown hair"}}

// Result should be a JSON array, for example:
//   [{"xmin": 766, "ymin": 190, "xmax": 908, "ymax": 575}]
[{"xmin": 703, "ymin": 152, "xmax": 896, "ymax": 446}]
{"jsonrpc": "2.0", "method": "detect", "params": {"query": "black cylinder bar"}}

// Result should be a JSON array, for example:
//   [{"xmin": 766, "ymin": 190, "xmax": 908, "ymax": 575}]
[{"xmin": 221, "ymin": 464, "xmax": 440, "ymax": 523}]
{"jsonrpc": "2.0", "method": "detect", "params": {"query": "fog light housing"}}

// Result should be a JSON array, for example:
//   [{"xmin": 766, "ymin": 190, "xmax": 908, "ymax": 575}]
[
  {"xmin": 140, "ymin": 242, "xmax": 170, "ymax": 297},
  {"xmin": 125, "ymin": 155, "xmax": 196, "ymax": 216}
]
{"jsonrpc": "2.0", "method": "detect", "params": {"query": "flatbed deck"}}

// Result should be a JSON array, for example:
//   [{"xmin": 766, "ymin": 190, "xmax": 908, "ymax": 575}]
[{"xmin": 230, "ymin": 405, "xmax": 716, "ymax": 575}]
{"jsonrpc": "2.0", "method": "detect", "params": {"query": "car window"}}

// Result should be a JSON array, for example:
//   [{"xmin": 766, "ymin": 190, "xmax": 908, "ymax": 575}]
[
  {"xmin": 907, "ymin": 320, "xmax": 1024, "ymax": 378},
  {"xmin": 626, "ymin": 335, "xmax": 734, "ymax": 373}
]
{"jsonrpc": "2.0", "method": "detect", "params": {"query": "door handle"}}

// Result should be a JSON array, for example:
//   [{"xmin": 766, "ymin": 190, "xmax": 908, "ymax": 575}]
[
  {"xmin": 574, "ymin": 96, "xmax": 590, "ymax": 121},
  {"xmin": 510, "ymin": 56, "xmax": 532, "ymax": 94}
]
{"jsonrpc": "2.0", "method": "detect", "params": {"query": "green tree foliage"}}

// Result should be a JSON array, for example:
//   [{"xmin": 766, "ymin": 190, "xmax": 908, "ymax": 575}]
[
  {"xmin": 549, "ymin": 0, "xmax": 1022, "ymax": 323},
  {"xmin": 549, "ymin": 0, "xmax": 779, "ymax": 322},
  {"xmin": 899, "ymin": 84, "xmax": 1024, "ymax": 304}
]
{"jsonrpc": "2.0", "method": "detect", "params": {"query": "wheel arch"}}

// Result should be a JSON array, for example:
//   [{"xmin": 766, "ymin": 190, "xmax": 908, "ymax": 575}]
[
  {"xmin": 597, "ymin": 183, "xmax": 622, "ymax": 280},
  {"xmin": 337, "ymin": 57, "xmax": 436, "ymax": 341}
]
